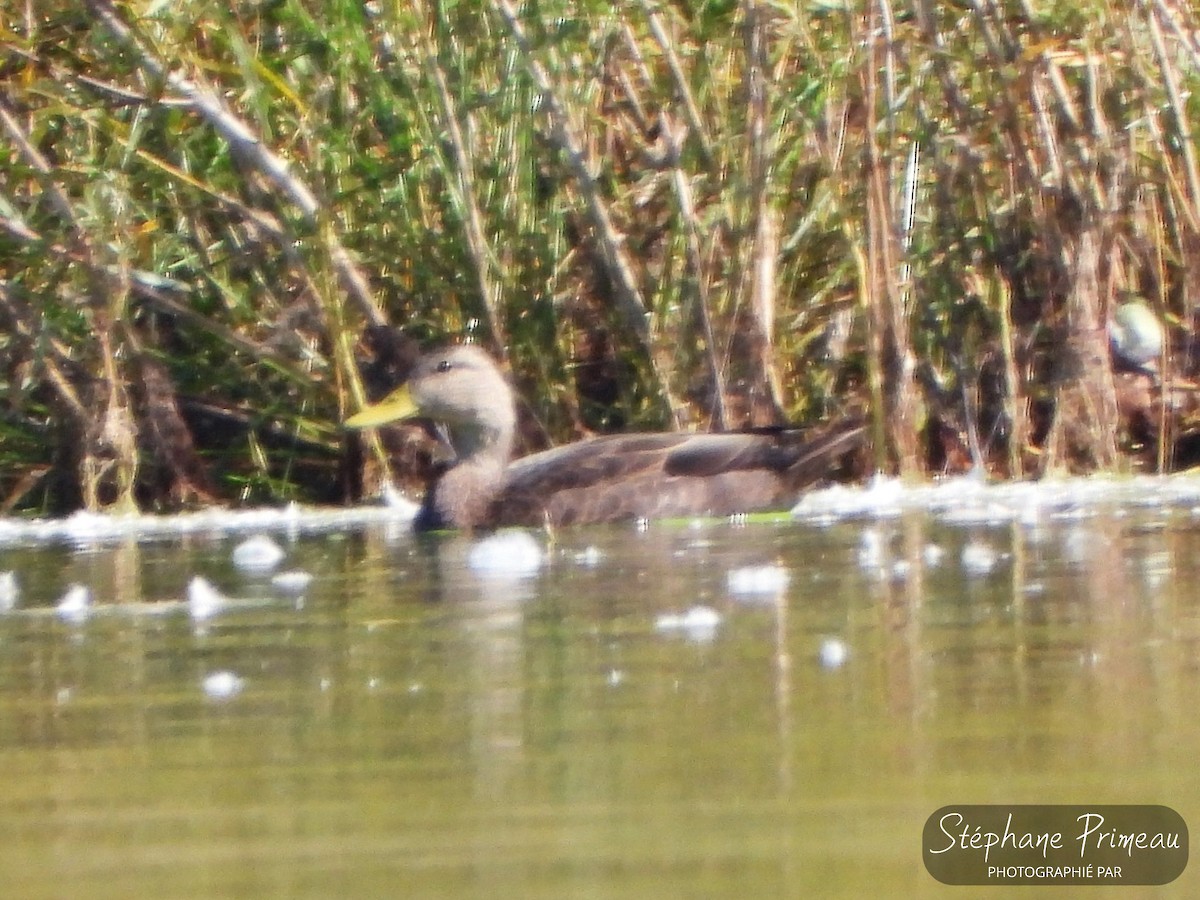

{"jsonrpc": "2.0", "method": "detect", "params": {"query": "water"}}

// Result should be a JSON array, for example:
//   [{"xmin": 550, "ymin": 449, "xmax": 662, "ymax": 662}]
[{"xmin": 1, "ymin": 478, "xmax": 1199, "ymax": 897}]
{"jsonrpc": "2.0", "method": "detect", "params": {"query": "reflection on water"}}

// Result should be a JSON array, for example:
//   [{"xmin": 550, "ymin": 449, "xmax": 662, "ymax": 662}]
[{"xmin": 1, "ymin": 480, "xmax": 1199, "ymax": 897}]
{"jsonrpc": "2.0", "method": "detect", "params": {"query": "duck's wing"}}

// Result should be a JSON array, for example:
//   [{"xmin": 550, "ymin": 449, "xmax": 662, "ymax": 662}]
[
  {"xmin": 662, "ymin": 421, "xmax": 865, "ymax": 482},
  {"xmin": 493, "ymin": 423, "xmax": 863, "ymax": 526},
  {"xmin": 503, "ymin": 433, "xmax": 693, "ymax": 495},
  {"xmin": 491, "ymin": 433, "xmax": 685, "ymax": 526}
]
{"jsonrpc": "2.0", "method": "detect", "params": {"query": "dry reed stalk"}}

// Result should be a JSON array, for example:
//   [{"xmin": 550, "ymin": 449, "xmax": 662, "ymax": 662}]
[
  {"xmin": 413, "ymin": 1, "xmax": 507, "ymax": 355},
  {"xmin": 638, "ymin": 0, "xmax": 715, "ymax": 168},
  {"xmin": 741, "ymin": 0, "xmax": 786, "ymax": 425},
  {"xmin": 0, "ymin": 94, "xmax": 143, "ymax": 509},
  {"xmin": 491, "ymin": 0, "xmax": 686, "ymax": 425},
  {"xmin": 86, "ymin": 0, "xmax": 384, "ymax": 328},
  {"xmin": 863, "ymin": 0, "xmax": 920, "ymax": 474},
  {"xmin": 1143, "ymin": 0, "xmax": 1200, "ymax": 230}
]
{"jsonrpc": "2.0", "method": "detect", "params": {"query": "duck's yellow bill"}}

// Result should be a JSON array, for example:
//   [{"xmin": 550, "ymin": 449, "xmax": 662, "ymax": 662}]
[{"xmin": 344, "ymin": 384, "xmax": 419, "ymax": 429}]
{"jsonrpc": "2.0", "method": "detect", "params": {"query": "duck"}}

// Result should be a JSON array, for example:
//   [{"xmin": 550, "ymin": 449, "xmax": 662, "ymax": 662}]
[
  {"xmin": 1110, "ymin": 299, "xmax": 1163, "ymax": 374},
  {"xmin": 345, "ymin": 344, "xmax": 864, "ymax": 531}
]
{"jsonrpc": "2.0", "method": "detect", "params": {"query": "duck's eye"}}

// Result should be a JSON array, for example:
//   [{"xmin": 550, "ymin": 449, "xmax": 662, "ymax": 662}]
[{"xmin": 436, "ymin": 359, "xmax": 452, "ymax": 373}]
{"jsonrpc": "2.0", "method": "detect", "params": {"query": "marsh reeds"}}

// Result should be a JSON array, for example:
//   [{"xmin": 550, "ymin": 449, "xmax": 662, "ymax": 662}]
[{"xmin": 1, "ymin": 0, "xmax": 1197, "ymax": 513}]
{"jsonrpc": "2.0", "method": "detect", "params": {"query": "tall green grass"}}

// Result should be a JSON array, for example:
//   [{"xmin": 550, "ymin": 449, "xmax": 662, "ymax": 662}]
[{"xmin": 1, "ymin": 0, "xmax": 1197, "ymax": 513}]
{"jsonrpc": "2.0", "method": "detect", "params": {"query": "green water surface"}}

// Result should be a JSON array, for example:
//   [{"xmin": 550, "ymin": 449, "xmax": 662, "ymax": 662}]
[{"xmin": 0, "ymin": 501, "xmax": 1196, "ymax": 898}]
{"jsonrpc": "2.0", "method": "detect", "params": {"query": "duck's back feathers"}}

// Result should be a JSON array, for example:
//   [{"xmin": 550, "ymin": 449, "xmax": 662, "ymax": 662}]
[{"xmin": 487, "ymin": 422, "xmax": 864, "ymax": 528}]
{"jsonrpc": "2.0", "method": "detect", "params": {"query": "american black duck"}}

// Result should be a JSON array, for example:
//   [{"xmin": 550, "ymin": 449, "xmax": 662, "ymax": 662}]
[{"xmin": 346, "ymin": 345, "xmax": 864, "ymax": 531}]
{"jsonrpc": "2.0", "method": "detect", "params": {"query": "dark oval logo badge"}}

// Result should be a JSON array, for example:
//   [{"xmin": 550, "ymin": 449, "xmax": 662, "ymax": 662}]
[{"xmin": 923, "ymin": 805, "xmax": 1187, "ymax": 885}]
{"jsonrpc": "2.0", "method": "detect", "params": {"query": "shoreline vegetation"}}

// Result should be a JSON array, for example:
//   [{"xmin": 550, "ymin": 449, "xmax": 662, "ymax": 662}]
[{"xmin": 1, "ymin": 1, "xmax": 1198, "ymax": 516}]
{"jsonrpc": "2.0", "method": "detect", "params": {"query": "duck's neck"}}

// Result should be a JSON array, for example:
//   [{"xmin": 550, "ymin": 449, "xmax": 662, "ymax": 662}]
[
  {"xmin": 445, "ymin": 419, "xmax": 514, "ymax": 468},
  {"xmin": 418, "ymin": 420, "xmax": 513, "ymax": 531}
]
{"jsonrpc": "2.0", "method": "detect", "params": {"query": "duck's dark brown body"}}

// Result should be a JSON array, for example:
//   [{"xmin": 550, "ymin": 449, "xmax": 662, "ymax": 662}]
[
  {"xmin": 418, "ymin": 427, "xmax": 863, "ymax": 530},
  {"xmin": 347, "ymin": 345, "xmax": 864, "ymax": 531}
]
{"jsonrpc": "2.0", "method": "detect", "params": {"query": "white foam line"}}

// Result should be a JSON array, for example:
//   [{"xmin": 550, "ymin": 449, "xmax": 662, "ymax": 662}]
[
  {"xmin": 0, "ymin": 501, "xmax": 418, "ymax": 548},
  {"xmin": 792, "ymin": 474, "xmax": 1200, "ymax": 522}
]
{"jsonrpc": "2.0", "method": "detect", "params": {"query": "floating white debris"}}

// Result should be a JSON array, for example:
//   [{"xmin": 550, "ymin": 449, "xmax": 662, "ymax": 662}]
[
  {"xmin": 232, "ymin": 534, "xmax": 285, "ymax": 571},
  {"xmin": 187, "ymin": 576, "xmax": 227, "ymax": 621},
  {"xmin": 819, "ymin": 637, "xmax": 849, "ymax": 669},
  {"xmin": 939, "ymin": 501, "xmax": 1018, "ymax": 527},
  {"xmin": 467, "ymin": 530, "xmax": 543, "ymax": 578},
  {"xmin": 790, "ymin": 473, "xmax": 1200, "ymax": 525},
  {"xmin": 202, "ymin": 670, "xmax": 244, "ymax": 701},
  {"xmin": 961, "ymin": 541, "xmax": 998, "ymax": 577},
  {"xmin": 857, "ymin": 528, "xmax": 886, "ymax": 572},
  {"xmin": 270, "ymin": 570, "xmax": 314, "ymax": 593},
  {"xmin": 792, "ymin": 475, "xmax": 907, "ymax": 520},
  {"xmin": 572, "ymin": 546, "xmax": 603, "ymax": 567},
  {"xmin": 607, "ymin": 669, "xmax": 625, "ymax": 687},
  {"xmin": 726, "ymin": 565, "xmax": 790, "ymax": 596},
  {"xmin": 379, "ymin": 482, "xmax": 420, "ymax": 515},
  {"xmin": 1061, "ymin": 526, "xmax": 1098, "ymax": 566},
  {"xmin": 655, "ymin": 605, "xmax": 722, "ymax": 641},
  {"xmin": 0, "ymin": 504, "xmax": 417, "ymax": 549},
  {"xmin": 923, "ymin": 543, "xmax": 945, "ymax": 567},
  {"xmin": 22, "ymin": 474, "xmax": 1199, "ymax": 552},
  {"xmin": 55, "ymin": 584, "xmax": 92, "ymax": 623},
  {"xmin": 1141, "ymin": 551, "xmax": 1172, "ymax": 588},
  {"xmin": 0, "ymin": 571, "xmax": 18, "ymax": 611}
]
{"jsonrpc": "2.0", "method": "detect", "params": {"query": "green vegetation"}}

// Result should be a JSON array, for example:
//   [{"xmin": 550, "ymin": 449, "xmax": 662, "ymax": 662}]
[{"xmin": 2, "ymin": 0, "xmax": 1198, "ymax": 514}]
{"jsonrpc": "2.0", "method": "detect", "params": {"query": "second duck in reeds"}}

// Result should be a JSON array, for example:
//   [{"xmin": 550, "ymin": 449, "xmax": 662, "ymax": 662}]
[{"xmin": 346, "ymin": 344, "xmax": 864, "ymax": 531}]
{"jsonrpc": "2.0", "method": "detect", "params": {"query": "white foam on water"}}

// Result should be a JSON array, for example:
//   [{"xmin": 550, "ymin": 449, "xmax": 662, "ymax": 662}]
[
  {"xmin": 726, "ymin": 565, "xmax": 790, "ymax": 596},
  {"xmin": 270, "ymin": 570, "xmax": 314, "ymax": 593},
  {"xmin": 202, "ymin": 671, "xmax": 245, "ymax": 701},
  {"xmin": 232, "ymin": 534, "xmax": 286, "ymax": 572},
  {"xmin": 961, "ymin": 541, "xmax": 999, "ymax": 577},
  {"xmin": 467, "ymin": 530, "xmax": 544, "ymax": 579},
  {"xmin": 572, "ymin": 546, "xmax": 603, "ymax": 567},
  {"xmin": 819, "ymin": 638, "xmax": 849, "ymax": 669},
  {"xmin": 0, "ymin": 572, "xmax": 18, "ymax": 611},
  {"xmin": 0, "ymin": 503, "xmax": 418, "ymax": 549},
  {"xmin": 655, "ymin": 605, "xmax": 722, "ymax": 642},
  {"xmin": 857, "ymin": 528, "xmax": 887, "ymax": 572},
  {"xmin": 55, "ymin": 584, "xmax": 92, "ymax": 623},
  {"xmin": 793, "ymin": 473, "xmax": 1200, "ymax": 524},
  {"xmin": 187, "ymin": 576, "xmax": 227, "ymax": 621}
]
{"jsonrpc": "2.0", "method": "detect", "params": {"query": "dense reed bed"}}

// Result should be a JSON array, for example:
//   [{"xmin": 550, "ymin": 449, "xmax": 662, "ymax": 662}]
[{"xmin": 1, "ymin": 1, "xmax": 1198, "ymax": 513}]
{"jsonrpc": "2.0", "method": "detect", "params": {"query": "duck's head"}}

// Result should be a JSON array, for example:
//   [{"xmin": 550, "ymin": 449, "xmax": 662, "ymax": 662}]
[{"xmin": 345, "ymin": 345, "xmax": 516, "ymax": 460}]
